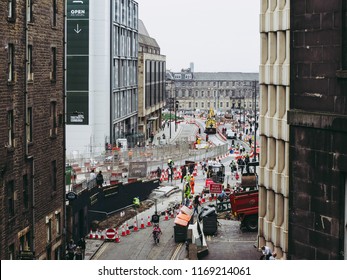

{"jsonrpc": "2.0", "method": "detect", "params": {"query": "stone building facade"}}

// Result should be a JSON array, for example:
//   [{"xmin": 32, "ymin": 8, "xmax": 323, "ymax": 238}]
[
  {"xmin": 258, "ymin": 0, "xmax": 290, "ymax": 259},
  {"xmin": 259, "ymin": 0, "xmax": 347, "ymax": 259},
  {"xmin": 0, "ymin": 1, "xmax": 65, "ymax": 259},
  {"xmin": 166, "ymin": 68, "xmax": 259, "ymax": 114},
  {"xmin": 137, "ymin": 20, "xmax": 166, "ymax": 141}
]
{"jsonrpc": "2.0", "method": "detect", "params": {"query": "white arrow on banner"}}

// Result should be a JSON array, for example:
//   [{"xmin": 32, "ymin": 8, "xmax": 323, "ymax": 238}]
[{"xmin": 74, "ymin": 24, "xmax": 82, "ymax": 34}]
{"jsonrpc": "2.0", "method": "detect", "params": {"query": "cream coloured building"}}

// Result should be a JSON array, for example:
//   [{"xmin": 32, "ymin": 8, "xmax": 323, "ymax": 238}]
[{"xmin": 258, "ymin": 0, "xmax": 290, "ymax": 259}]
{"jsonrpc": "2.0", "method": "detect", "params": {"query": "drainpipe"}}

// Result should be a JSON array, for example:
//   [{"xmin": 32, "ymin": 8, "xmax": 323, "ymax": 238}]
[{"xmin": 24, "ymin": 1, "xmax": 36, "ymax": 257}]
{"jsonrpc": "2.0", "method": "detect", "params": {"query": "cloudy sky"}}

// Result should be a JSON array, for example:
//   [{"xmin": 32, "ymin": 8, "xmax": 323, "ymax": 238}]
[{"xmin": 135, "ymin": 0, "xmax": 260, "ymax": 72}]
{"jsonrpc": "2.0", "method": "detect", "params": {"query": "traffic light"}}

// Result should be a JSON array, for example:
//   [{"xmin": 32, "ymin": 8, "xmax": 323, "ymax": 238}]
[{"xmin": 175, "ymin": 100, "xmax": 179, "ymax": 110}]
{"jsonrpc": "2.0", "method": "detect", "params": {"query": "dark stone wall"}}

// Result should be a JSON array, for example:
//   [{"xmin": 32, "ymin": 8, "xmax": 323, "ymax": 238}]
[
  {"xmin": 288, "ymin": 0, "xmax": 347, "ymax": 259},
  {"xmin": 0, "ymin": 1, "xmax": 65, "ymax": 259}
]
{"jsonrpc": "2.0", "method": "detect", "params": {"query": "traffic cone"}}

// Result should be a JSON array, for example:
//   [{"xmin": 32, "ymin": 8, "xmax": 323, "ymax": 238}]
[
  {"xmin": 147, "ymin": 216, "xmax": 152, "ymax": 227},
  {"xmin": 140, "ymin": 218, "xmax": 145, "ymax": 229},
  {"xmin": 170, "ymin": 210, "xmax": 175, "ymax": 219},
  {"xmin": 94, "ymin": 229, "xmax": 100, "ymax": 239},
  {"xmin": 121, "ymin": 224, "xmax": 126, "ymax": 236},
  {"xmin": 114, "ymin": 228, "xmax": 120, "ymax": 243},
  {"xmin": 125, "ymin": 223, "xmax": 131, "ymax": 235},
  {"xmin": 89, "ymin": 228, "xmax": 93, "ymax": 239},
  {"xmin": 100, "ymin": 230, "xmax": 105, "ymax": 240},
  {"xmin": 164, "ymin": 211, "xmax": 169, "ymax": 221},
  {"xmin": 201, "ymin": 194, "xmax": 206, "ymax": 203},
  {"xmin": 133, "ymin": 218, "xmax": 138, "ymax": 232}
]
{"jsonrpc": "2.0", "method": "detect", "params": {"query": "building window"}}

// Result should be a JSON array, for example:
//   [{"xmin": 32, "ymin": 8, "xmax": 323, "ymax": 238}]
[
  {"xmin": 207, "ymin": 102, "xmax": 210, "ymax": 108},
  {"xmin": 7, "ymin": 43, "xmax": 14, "ymax": 82},
  {"xmin": 51, "ymin": 47, "xmax": 56, "ymax": 81},
  {"xmin": 52, "ymin": 0, "xmax": 57, "ymax": 27},
  {"xmin": 26, "ymin": 107, "xmax": 32, "ymax": 143},
  {"xmin": 23, "ymin": 175, "xmax": 29, "ymax": 210},
  {"xmin": 7, "ymin": 110, "xmax": 14, "ymax": 147},
  {"xmin": 220, "ymin": 102, "xmax": 223, "ymax": 108},
  {"xmin": 7, "ymin": 180, "xmax": 15, "ymax": 217},
  {"xmin": 226, "ymin": 102, "xmax": 229, "ymax": 108},
  {"xmin": 8, "ymin": 0, "xmax": 15, "ymax": 20},
  {"xmin": 51, "ymin": 160, "xmax": 57, "ymax": 191},
  {"xmin": 55, "ymin": 212, "xmax": 61, "ymax": 235},
  {"xmin": 50, "ymin": 102, "xmax": 57, "ymax": 136},
  {"xmin": 46, "ymin": 218, "xmax": 52, "ymax": 243},
  {"xmin": 26, "ymin": 0, "xmax": 32, "ymax": 22},
  {"xmin": 201, "ymin": 102, "xmax": 204, "ymax": 108},
  {"xmin": 27, "ymin": 45, "xmax": 33, "ymax": 81},
  {"xmin": 188, "ymin": 102, "xmax": 191, "ymax": 108}
]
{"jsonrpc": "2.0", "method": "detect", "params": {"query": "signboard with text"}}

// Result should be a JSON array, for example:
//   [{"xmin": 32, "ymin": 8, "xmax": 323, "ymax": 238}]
[
  {"xmin": 66, "ymin": 0, "xmax": 89, "ymax": 125},
  {"xmin": 209, "ymin": 183, "xmax": 223, "ymax": 194},
  {"xmin": 129, "ymin": 162, "xmax": 148, "ymax": 178}
]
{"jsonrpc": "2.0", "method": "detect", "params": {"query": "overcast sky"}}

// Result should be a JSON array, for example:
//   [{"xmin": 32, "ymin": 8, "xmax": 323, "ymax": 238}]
[{"xmin": 135, "ymin": 0, "xmax": 260, "ymax": 73}]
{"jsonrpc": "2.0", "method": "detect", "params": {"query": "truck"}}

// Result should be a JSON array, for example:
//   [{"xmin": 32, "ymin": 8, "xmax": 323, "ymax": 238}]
[{"xmin": 230, "ymin": 173, "xmax": 258, "ymax": 231}]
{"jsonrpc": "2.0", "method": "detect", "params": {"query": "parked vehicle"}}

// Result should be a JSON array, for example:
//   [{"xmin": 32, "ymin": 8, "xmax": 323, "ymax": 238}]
[
  {"xmin": 230, "ymin": 173, "xmax": 258, "ymax": 231},
  {"xmin": 226, "ymin": 129, "xmax": 237, "ymax": 139}
]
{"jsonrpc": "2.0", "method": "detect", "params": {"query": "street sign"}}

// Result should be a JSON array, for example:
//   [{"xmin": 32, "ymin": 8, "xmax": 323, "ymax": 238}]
[
  {"xmin": 66, "ymin": 191, "xmax": 78, "ymax": 201},
  {"xmin": 105, "ymin": 228, "xmax": 116, "ymax": 240},
  {"xmin": 210, "ymin": 183, "xmax": 223, "ymax": 194}
]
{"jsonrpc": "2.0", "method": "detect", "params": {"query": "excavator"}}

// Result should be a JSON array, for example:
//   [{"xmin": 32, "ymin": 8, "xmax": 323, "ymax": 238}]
[{"xmin": 204, "ymin": 107, "xmax": 217, "ymax": 134}]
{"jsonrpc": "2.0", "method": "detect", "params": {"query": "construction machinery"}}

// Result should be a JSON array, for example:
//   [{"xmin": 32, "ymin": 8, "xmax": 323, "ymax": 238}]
[
  {"xmin": 204, "ymin": 107, "xmax": 217, "ymax": 134},
  {"xmin": 230, "ymin": 173, "xmax": 258, "ymax": 231}
]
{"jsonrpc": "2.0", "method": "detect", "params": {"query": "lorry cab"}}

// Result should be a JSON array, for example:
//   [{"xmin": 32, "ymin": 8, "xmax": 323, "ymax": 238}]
[{"xmin": 206, "ymin": 163, "xmax": 225, "ymax": 183}]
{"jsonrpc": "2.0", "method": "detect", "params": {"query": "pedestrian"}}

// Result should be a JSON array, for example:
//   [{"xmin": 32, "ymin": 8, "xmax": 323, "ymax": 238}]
[
  {"xmin": 189, "ymin": 163, "xmax": 194, "ymax": 175},
  {"xmin": 229, "ymin": 160, "xmax": 237, "ymax": 174},
  {"xmin": 77, "ymin": 237, "xmax": 86, "ymax": 260},
  {"xmin": 248, "ymin": 138, "xmax": 252, "ymax": 147},
  {"xmin": 167, "ymin": 167, "xmax": 173, "ymax": 183},
  {"xmin": 75, "ymin": 246, "xmax": 83, "ymax": 260},
  {"xmin": 181, "ymin": 165, "xmax": 187, "ymax": 183},
  {"xmin": 89, "ymin": 169, "xmax": 96, "ymax": 180},
  {"xmin": 269, "ymin": 252, "xmax": 277, "ymax": 260},
  {"xmin": 156, "ymin": 166, "xmax": 162, "ymax": 178},
  {"xmin": 96, "ymin": 171, "xmax": 104, "ymax": 188},
  {"xmin": 67, "ymin": 239, "xmax": 76, "ymax": 260},
  {"xmin": 244, "ymin": 154, "xmax": 250, "ymax": 174},
  {"xmin": 190, "ymin": 175, "xmax": 195, "ymax": 194},
  {"xmin": 184, "ymin": 182, "xmax": 191, "ymax": 206},
  {"xmin": 261, "ymin": 245, "xmax": 273, "ymax": 260},
  {"xmin": 237, "ymin": 157, "xmax": 245, "ymax": 174},
  {"xmin": 72, "ymin": 170, "xmax": 77, "ymax": 184},
  {"xmin": 193, "ymin": 195, "xmax": 200, "ymax": 215}
]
